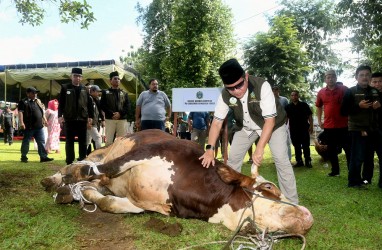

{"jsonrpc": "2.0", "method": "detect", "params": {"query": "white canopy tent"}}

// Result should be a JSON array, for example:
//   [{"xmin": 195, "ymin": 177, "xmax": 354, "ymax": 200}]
[{"xmin": 0, "ymin": 60, "xmax": 145, "ymax": 103}]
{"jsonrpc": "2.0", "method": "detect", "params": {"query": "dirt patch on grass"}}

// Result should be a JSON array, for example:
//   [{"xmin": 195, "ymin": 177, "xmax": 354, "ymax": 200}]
[
  {"xmin": 75, "ymin": 210, "xmax": 184, "ymax": 249},
  {"xmin": 144, "ymin": 217, "xmax": 183, "ymax": 237},
  {"xmin": 75, "ymin": 209, "xmax": 138, "ymax": 250}
]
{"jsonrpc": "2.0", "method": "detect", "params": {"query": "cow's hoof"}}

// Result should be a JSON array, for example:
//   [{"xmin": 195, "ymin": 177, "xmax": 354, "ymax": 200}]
[
  {"xmin": 55, "ymin": 194, "xmax": 74, "ymax": 204},
  {"xmin": 41, "ymin": 178, "xmax": 59, "ymax": 192},
  {"xmin": 54, "ymin": 185, "xmax": 74, "ymax": 203}
]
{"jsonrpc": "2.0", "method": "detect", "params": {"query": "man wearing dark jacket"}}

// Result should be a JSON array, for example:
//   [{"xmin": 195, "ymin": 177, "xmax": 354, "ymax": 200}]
[
  {"xmin": 285, "ymin": 90, "xmax": 313, "ymax": 168},
  {"xmin": 86, "ymin": 85, "xmax": 104, "ymax": 150},
  {"xmin": 58, "ymin": 68, "xmax": 94, "ymax": 164},
  {"xmin": 18, "ymin": 87, "xmax": 53, "ymax": 163},
  {"xmin": 100, "ymin": 71, "xmax": 130, "ymax": 146},
  {"xmin": 340, "ymin": 65, "xmax": 381, "ymax": 188}
]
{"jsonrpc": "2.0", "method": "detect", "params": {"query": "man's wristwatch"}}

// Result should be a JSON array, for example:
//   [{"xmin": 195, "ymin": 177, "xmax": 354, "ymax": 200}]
[{"xmin": 205, "ymin": 144, "xmax": 215, "ymax": 150}]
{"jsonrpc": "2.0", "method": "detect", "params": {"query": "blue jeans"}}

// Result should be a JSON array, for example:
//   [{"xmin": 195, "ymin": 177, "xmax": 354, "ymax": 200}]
[
  {"xmin": 141, "ymin": 120, "xmax": 165, "ymax": 131},
  {"xmin": 3, "ymin": 126, "xmax": 14, "ymax": 144},
  {"xmin": 348, "ymin": 131, "xmax": 374, "ymax": 186},
  {"xmin": 21, "ymin": 127, "xmax": 47, "ymax": 159}
]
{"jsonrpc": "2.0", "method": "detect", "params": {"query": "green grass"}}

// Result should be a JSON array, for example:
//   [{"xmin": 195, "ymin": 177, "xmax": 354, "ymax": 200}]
[{"xmin": 1, "ymin": 140, "xmax": 381, "ymax": 249}]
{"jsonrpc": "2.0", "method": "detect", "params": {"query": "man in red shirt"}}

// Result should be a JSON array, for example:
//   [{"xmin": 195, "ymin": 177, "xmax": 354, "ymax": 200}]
[{"xmin": 316, "ymin": 70, "xmax": 350, "ymax": 176}]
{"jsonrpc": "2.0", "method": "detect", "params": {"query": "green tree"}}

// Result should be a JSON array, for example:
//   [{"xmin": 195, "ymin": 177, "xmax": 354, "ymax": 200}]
[
  {"xmin": 337, "ymin": 0, "xmax": 382, "ymax": 53},
  {"xmin": 10, "ymin": 0, "xmax": 96, "ymax": 29},
  {"xmin": 160, "ymin": 0, "xmax": 235, "ymax": 92},
  {"xmin": 244, "ymin": 15, "xmax": 311, "ymax": 100},
  {"xmin": 136, "ymin": 0, "xmax": 175, "ymax": 83},
  {"xmin": 277, "ymin": 0, "xmax": 343, "ymax": 84},
  {"xmin": 136, "ymin": 0, "xmax": 235, "ymax": 95},
  {"xmin": 362, "ymin": 45, "xmax": 382, "ymax": 73}
]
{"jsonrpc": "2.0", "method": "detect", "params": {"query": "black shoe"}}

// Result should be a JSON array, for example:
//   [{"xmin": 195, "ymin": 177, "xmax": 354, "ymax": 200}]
[
  {"xmin": 362, "ymin": 180, "xmax": 371, "ymax": 185},
  {"xmin": 327, "ymin": 172, "xmax": 340, "ymax": 177},
  {"xmin": 305, "ymin": 161, "xmax": 313, "ymax": 168},
  {"xmin": 348, "ymin": 184, "xmax": 368, "ymax": 189},
  {"xmin": 293, "ymin": 161, "xmax": 304, "ymax": 167},
  {"xmin": 21, "ymin": 158, "xmax": 28, "ymax": 163},
  {"xmin": 40, "ymin": 157, "xmax": 54, "ymax": 162}
]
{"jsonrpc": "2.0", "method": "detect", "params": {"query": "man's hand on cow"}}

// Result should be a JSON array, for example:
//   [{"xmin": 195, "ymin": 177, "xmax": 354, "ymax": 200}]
[
  {"xmin": 199, "ymin": 150, "xmax": 215, "ymax": 168},
  {"xmin": 252, "ymin": 148, "xmax": 264, "ymax": 167}
]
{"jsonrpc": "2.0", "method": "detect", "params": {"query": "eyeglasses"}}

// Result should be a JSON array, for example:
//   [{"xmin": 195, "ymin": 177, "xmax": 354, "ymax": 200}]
[
  {"xmin": 72, "ymin": 74, "xmax": 82, "ymax": 78},
  {"xmin": 226, "ymin": 79, "xmax": 245, "ymax": 91}
]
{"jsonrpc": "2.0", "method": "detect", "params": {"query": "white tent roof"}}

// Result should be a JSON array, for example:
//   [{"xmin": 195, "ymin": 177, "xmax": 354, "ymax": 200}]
[{"xmin": 0, "ymin": 60, "xmax": 144, "ymax": 101}]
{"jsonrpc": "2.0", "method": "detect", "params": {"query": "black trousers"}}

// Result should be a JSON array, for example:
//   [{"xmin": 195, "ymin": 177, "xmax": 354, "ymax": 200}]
[
  {"xmin": 290, "ymin": 128, "xmax": 311, "ymax": 163},
  {"xmin": 324, "ymin": 128, "xmax": 350, "ymax": 174},
  {"xmin": 65, "ymin": 120, "xmax": 87, "ymax": 164}
]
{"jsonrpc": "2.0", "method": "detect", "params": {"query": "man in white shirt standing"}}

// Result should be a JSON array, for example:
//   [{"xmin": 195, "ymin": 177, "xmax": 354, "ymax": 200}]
[{"xmin": 199, "ymin": 58, "xmax": 298, "ymax": 204}]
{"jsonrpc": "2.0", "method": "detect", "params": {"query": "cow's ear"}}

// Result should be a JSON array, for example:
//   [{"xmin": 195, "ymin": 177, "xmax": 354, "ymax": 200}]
[
  {"xmin": 255, "ymin": 182, "xmax": 282, "ymax": 200},
  {"xmin": 217, "ymin": 165, "xmax": 256, "ymax": 187}
]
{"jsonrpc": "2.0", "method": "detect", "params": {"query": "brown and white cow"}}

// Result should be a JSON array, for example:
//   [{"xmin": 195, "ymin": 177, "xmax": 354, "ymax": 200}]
[{"xmin": 41, "ymin": 129, "xmax": 313, "ymax": 235}]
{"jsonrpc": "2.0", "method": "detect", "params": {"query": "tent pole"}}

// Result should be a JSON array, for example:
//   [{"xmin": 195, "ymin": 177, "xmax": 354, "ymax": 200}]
[
  {"xmin": 4, "ymin": 68, "xmax": 7, "ymax": 102},
  {"xmin": 49, "ymin": 80, "xmax": 52, "ymax": 100},
  {"xmin": 19, "ymin": 83, "xmax": 21, "ymax": 101}
]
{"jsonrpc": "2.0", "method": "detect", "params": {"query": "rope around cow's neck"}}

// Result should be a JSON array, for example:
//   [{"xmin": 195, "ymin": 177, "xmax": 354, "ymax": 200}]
[
  {"xmin": 242, "ymin": 187, "xmax": 297, "ymax": 207},
  {"xmin": 219, "ymin": 187, "xmax": 306, "ymax": 250}
]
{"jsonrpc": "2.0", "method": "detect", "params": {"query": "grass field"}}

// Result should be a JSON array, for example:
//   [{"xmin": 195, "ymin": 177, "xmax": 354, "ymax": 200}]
[{"xmin": 0, "ymin": 139, "xmax": 381, "ymax": 249}]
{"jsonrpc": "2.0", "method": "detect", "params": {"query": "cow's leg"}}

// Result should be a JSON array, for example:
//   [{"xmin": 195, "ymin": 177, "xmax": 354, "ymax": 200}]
[{"xmin": 81, "ymin": 188, "xmax": 144, "ymax": 214}]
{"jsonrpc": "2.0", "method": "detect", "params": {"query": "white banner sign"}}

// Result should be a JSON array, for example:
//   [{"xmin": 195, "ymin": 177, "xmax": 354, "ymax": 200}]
[{"xmin": 172, "ymin": 88, "xmax": 222, "ymax": 112}]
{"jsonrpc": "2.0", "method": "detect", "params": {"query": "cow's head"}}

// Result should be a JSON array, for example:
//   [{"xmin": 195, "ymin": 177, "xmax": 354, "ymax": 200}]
[
  {"xmin": 40, "ymin": 161, "xmax": 106, "ymax": 192},
  {"xmin": 216, "ymin": 165, "xmax": 313, "ymax": 235}
]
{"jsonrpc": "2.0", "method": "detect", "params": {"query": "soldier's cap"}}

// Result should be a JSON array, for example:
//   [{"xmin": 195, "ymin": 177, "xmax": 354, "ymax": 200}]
[
  {"xmin": 26, "ymin": 87, "xmax": 40, "ymax": 93},
  {"xmin": 71, "ymin": 67, "xmax": 82, "ymax": 75},
  {"xmin": 219, "ymin": 58, "xmax": 244, "ymax": 85}
]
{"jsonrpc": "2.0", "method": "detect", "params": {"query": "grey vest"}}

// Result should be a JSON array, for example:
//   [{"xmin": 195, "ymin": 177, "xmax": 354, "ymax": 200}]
[{"xmin": 221, "ymin": 75, "xmax": 286, "ymax": 133}]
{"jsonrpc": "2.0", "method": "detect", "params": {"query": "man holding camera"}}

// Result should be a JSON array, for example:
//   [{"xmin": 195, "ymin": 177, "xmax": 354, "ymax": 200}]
[{"xmin": 340, "ymin": 65, "xmax": 381, "ymax": 188}]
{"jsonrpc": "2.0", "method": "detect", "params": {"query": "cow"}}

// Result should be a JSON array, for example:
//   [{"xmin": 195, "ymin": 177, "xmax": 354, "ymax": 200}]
[{"xmin": 41, "ymin": 129, "xmax": 313, "ymax": 235}]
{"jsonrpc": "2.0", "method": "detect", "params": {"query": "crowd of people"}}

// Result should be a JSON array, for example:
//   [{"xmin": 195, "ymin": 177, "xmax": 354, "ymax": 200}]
[{"xmin": 1, "ymin": 61, "xmax": 381, "ymax": 196}]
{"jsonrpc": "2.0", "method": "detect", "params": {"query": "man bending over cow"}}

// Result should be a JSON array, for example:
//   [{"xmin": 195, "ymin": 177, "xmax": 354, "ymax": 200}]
[{"xmin": 200, "ymin": 58, "xmax": 299, "ymax": 204}]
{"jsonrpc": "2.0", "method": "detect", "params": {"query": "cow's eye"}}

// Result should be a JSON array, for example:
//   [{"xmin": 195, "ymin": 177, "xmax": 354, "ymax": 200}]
[{"xmin": 264, "ymin": 183, "xmax": 273, "ymax": 190}]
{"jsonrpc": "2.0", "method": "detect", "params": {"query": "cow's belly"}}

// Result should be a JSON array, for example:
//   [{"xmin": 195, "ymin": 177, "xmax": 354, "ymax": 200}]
[{"xmin": 107, "ymin": 156, "xmax": 175, "ymax": 215}]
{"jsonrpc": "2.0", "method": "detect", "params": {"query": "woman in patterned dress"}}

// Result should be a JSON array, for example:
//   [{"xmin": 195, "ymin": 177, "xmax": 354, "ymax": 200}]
[{"xmin": 45, "ymin": 99, "xmax": 61, "ymax": 153}]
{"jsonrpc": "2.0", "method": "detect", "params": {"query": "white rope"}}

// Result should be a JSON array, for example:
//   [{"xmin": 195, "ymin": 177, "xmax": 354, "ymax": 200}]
[
  {"xmin": 74, "ymin": 160, "xmax": 103, "ymax": 176},
  {"xmin": 68, "ymin": 181, "xmax": 98, "ymax": 212}
]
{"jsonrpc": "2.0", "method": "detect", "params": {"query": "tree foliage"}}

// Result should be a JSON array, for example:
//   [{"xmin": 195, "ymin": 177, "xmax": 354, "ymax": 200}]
[
  {"xmin": 136, "ymin": 0, "xmax": 175, "ymax": 83},
  {"xmin": 12, "ymin": 0, "xmax": 96, "ymax": 29},
  {"xmin": 160, "ymin": 0, "xmax": 235, "ymax": 90},
  {"xmin": 337, "ymin": 0, "xmax": 382, "ymax": 53},
  {"xmin": 243, "ymin": 16, "xmax": 311, "ymax": 100},
  {"xmin": 276, "ymin": 0, "xmax": 343, "ymax": 84},
  {"xmin": 362, "ymin": 45, "xmax": 382, "ymax": 73},
  {"xmin": 136, "ymin": 0, "xmax": 235, "ymax": 95}
]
